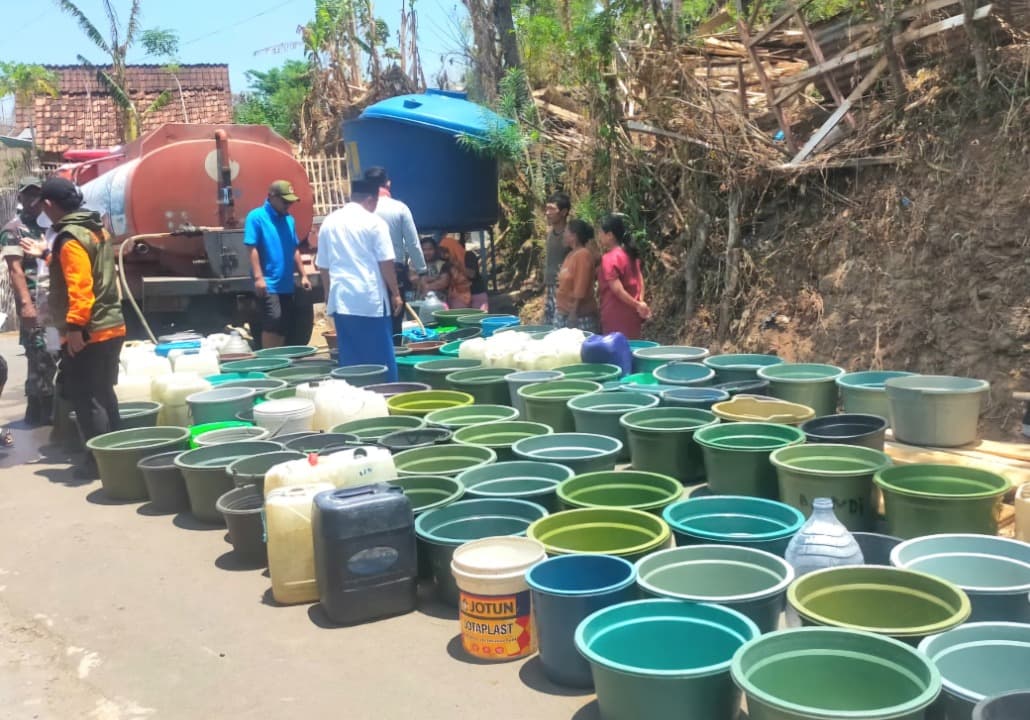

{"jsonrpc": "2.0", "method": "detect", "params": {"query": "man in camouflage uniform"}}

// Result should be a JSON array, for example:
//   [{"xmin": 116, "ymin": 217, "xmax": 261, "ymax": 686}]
[{"xmin": 1, "ymin": 176, "xmax": 58, "ymax": 426}]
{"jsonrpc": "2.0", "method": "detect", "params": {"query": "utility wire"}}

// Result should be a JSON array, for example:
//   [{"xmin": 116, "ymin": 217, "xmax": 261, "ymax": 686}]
[{"xmin": 182, "ymin": 0, "xmax": 306, "ymax": 46}]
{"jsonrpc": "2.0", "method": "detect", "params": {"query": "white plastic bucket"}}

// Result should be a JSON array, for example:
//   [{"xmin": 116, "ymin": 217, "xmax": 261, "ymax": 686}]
[
  {"xmin": 254, "ymin": 398, "xmax": 316, "ymax": 435},
  {"xmin": 451, "ymin": 536, "xmax": 546, "ymax": 662}
]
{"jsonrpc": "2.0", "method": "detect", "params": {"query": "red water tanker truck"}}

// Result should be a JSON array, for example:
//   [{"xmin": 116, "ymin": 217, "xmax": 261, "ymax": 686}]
[{"xmin": 58, "ymin": 123, "xmax": 320, "ymax": 335}]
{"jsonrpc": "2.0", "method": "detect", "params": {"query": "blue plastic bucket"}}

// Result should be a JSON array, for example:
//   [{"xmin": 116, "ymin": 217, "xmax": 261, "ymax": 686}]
[
  {"xmin": 481, "ymin": 315, "xmax": 520, "ymax": 338},
  {"xmin": 663, "ymin": 496, "xmax": 805, "ymax": 557},
  {"xmin": 661, "ymin": 387, "xmax": 731, "ymax": 410},
  {"xmin": 526, "ymin": 554, "xmax": 638, "ymax": 688}
]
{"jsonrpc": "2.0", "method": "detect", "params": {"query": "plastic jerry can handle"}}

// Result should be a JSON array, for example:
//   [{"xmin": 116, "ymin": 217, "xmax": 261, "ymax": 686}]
[{"xmin": 330, "ymin": 483, "xmax": 402, "ymax": 500}]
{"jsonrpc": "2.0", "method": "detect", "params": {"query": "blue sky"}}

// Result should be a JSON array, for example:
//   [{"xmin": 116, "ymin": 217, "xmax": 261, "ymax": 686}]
[{"xmin": 1, "ymin": 0, "xmax": 469, "ymax": 124}]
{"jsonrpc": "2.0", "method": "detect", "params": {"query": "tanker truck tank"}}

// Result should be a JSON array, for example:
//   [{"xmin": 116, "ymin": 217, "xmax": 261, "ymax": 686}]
[{"xmin": 73, "ymin": 123, "xmax": 317, "ymax": 335}]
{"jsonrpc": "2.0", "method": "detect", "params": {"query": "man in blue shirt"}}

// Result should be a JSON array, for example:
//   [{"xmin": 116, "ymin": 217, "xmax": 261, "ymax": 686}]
[{"xmin": 245, "ymin": 180, "xmax": 311, "ymax": 348}]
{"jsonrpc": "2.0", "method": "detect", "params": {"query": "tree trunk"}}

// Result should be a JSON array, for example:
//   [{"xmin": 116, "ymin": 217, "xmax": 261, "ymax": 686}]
[
  {"xmin": 717, "ymin": 189, "xmax": 743, "ymax": 344},
  {"xmin": 683, "ymin": 210, "xmax": 710, "ymax": 324},
  {"xmin": 462, "ymin": 0, "xmax": 500, "ymax": 99},
  {"xmin": 493, "ymin": 0, "xmax": 521, "ymax": 70}
]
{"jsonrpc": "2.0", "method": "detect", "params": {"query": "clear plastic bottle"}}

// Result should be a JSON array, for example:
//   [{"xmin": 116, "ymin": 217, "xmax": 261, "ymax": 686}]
[
  {"xmin": 785, "ymin": 497, "xmax": 865, "ymax": 577},
  {"xmin": 420, "ymin": 291, "xmax": 446, "ymax": 325}
]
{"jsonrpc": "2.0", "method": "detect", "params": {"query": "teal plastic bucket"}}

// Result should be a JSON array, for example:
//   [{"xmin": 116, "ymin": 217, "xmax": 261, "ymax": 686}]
[
  {"xmin": 693, "ymin": 422, "xmax": 806, "ymax": 499},
  {"xmin": 456, "ymin": 460, "xmax": 573, "ymax": 512},
  {"xmin": 330, "ymin": 414, "xmax": 424, "ymax": 441},
  {"xmin": 221, "ymin": 357, "xmax": 290, "ymax": 373},
  {"xmin": 444, "ymin": 367, "xmax": 517, "ymax": 405},
  {"xmin": 512, "ymin": 432, "xmax": 622, "ymax": 475},
  {"xmin": 886, "ymin": 375, "xmax": 991, "ymax": 447},
  {"xmin": 389, "ymin": 474, "xmax": 466, "ymax": 579},
  {"xmin": 413, "ymin": 358, "xmax": 482, "ymax": 390},
  {"xmin": 757, "ymin": 363, "xmax": 845, "ymax": 418},
  {"xmin": 329, "ymin": 364, "xmax": 389, "ymax": 386},
  {"xmin": 891, "ymin": 534, "xmax": 1030, "ymax": 623},
  {"xmin": 628, "ymin": 340, "xmax": 659, "ymax": 372},
  {"xmin": 558, "ymin": 470, "xmax": 682, "ymax": 513},
  {"xmin": 526, "ymin": 555, "xmax": 638, "ymax": 688},
  {"xmin": 567, "ymin": 391, "xmax": 659, "ymax": 461},
  {"xmin": 414, "ymin": 498, "xmax": 549, "ymax": 605},
  {"xmin": 770, "ymin": 443, "xmax": 893, "ymax": 532},
  {"xmin": 633, "ymin": 346, "xmax": 710, "ymax": 375},
  {"xmin": 621, "ymin": 407, "xmax": 719, "ymax": 484},
  {"xmin": 636, "ymin": 545, "xmax": 795, "ymax": 634},
  {"xmin": 392, "ymin": 444, "xmax": 496, "ymax": 478},
  {"xmin": 576, "ymin": 599, "xmax": 758, "ymax": 720},
  {"xmin": 451, "ymin": 420, "xmax": 552, "ymax": 461},
  {"xmin": 919, "ymin": 623, "xmax": 1030, "ymax": 720},
  {"xmin": 254, "ymin": 345, "xmax": 317, "ymax": 359},
  {"xmin": 703, "ymin": 353, "xmax": 783, "ymax": 383},
  {"xmin": 661, "ymin": 387, "xmax": 731, "ymax": 410},
  {"xmin": 874, "ymin": 464, "xmax": 1010, "ymax": 538},
  {"xmin": 518, "ymin": 380, "xmax": 602, "ymax": 433},
  {"xmin": 424, "ymin": 404, "xmax": 519, "ymax": 430},
  {"xmin": 554, "ymin": 363, "xmax": 623, "ymax": 383},
  {"xmin": 837, "ymin": 370, "xmax": 915, "ymax": 420},
  {"xmin": 186, "ymin": 387, "xmax": 257, "ymax": 425},
  {"xmin": 215, "ymin": 378, "xmax": 290, "ymax": 399},
  {"xmin": 205, "ymin": 371, "xmax": 269, "ymax": 386},
  {"xmin": 652, "ymin": 362, "xmax": 715, "ymax": 387},
  {"xmin": 733, "ymin": 627, "xmax": 943, "ymax": 720},
  {"xmin": 662, "ymin": 496, "xmax": 805, "ymax": 557},
  {"xmin": 505, "ymin": 370, "xmax": 564, "ymax": 417}
]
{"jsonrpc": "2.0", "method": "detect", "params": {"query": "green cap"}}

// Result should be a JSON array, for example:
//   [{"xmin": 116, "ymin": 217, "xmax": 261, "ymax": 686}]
[
  {"xmin": 269, "ymin": 179, "xmax": 299, "ymax": 202},
  {"xmin": 17, "ymin": 175, "xmax": 42, "ymax": 193}
]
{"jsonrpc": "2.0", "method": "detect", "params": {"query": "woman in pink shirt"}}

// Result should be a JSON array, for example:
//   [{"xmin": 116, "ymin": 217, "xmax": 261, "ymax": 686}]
[{"xmin": 597, "ymin": 214, "xmax": 651, "ymax": 339}]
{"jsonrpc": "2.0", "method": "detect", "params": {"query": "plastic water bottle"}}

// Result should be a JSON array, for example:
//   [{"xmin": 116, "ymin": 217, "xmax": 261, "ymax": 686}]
[
  {"xmin": 785, "ymin": 497, "xmax": 865, "ymax": 576},
  {"xmin": 420, "ymin": 291, "xmax": 445, "ymax": 325}
]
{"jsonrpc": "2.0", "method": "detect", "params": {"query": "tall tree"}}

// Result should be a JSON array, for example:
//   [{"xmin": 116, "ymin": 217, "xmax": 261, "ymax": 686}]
[
  {"xmin": 234, "ymin": 61, "xmax": 312, "ymax": 142},
  {"xmin": 0, "ymin": 63, "xmax": 59, "ymax": 165},
  {"xmin": 54, "ymin": 0, "xmax": 169, "ymax": 141}
]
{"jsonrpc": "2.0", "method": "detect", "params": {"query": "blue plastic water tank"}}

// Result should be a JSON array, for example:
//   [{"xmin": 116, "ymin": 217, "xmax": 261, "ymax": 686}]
[{"xmin": 342, "ymin": 90, "xmax": 508, "ymax": 231}]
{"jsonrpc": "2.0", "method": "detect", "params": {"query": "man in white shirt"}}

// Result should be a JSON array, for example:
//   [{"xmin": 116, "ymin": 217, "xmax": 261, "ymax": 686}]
[
  {"xmin": 315, "ymin": 178, "xmax": 403, "ymax": 381},
  {"xmin": 363, "ymin": 167, "xmax": 427, "ymax": 335}
]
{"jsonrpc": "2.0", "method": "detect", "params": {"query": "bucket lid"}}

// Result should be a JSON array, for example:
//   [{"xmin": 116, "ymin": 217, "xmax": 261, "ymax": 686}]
[{"xmin": 451, "ymin": 536, "xmax": 546, "ymax": 580}]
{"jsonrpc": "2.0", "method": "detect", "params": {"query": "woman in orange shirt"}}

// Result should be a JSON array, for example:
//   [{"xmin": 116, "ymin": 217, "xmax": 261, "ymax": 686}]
[
  {"xmin": 438, "ymin": 234, "xmax": 472, "ymax": 309},
  {"xmin": 554, "ymin": 219, "xmax": 599, "ymax": 332}
]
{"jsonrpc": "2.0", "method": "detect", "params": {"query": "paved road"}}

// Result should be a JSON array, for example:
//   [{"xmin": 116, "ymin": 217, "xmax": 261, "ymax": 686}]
[{"xmin": 0, "ymin": 333, "xmax": 597, "ymax": 720}]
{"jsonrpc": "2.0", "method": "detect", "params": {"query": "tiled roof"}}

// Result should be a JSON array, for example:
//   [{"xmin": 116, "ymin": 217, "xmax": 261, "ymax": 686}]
[{"xmin": 14, "ymin": 64, "xmax": 233, "ymax": 154}]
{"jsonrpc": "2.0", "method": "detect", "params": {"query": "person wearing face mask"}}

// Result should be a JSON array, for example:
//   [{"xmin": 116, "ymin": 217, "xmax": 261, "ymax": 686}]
[
  {"xmin": 37, "ymin": 177, "xmax": 125, "ymax": 476},
  {"xmin": 1, "ymin": 176, "xmax": 57, "ymax": 426}
]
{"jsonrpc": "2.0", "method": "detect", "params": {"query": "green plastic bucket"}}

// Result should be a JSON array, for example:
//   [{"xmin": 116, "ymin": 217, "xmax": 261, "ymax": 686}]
[
  {"xmin": 386, "ymin": 389, "xmax": 474, "ymax": 417},
  {"xmin": 757, "ymin": 363, "xmax": 845, "ymax": 418},
  {"xmin": 554, "ymin": 363, "xmax": 623, "ymax": 383},
  {"xmin": 512, "ymin": 432, "xmax": 621, "ymax": 475},
  {"xmin": 215, "ymin": 378, "xmax": 289, "ymax": 402},
  {"xmin": 434, "ymin": 308, "xmax": 486, "ymax": 325},
  {"xmin": 456, "ymin": 312, "xmax": 502, "ymax": 328},
  {"xmin": 392, "ymin": 443, "xmax": 496, "ymax": 477},
  {"xmin": 87, "ymin": 426, "xmax": 191, "ymax": 501},
  {"xmin": 788, "ymin": 565, "xmax": 971, "ymax": 644},
  {"xmin": 330, "ymin": 414, "xmax": 424, "ymax": 441},
  {"xmin": 505, "ymin": 370, "xmax": 564, "ymax": 417},
  {"xmin": 874, "ymin": 464, "xmax": 1010, "ymax": 539},
  {"xmin": 652, "ymin": 362, "xmax": 715, "ymax": 387},
  {"xmin": 186, "ymin": 387, "xmax": 257, "ymax": 425},
  {"xmin": 919, "ymin": 622, "xmax": 1030, "ymax": 720},
  {"xmin": 415, "ymin": 498, "xmax": 548, "ymax": 605},
  {"xmin": 636, "ymin": 545, "xmax": 795, "ymax": 633},
  {"xmin": 456, "ymin": 460, "xmax": 573, "ymax": 512},
  {"xmin": 266, "ymin": 366, "xmax": 330, "ymax": 387},
  {"xmin": 175, "ymin": 440, "xmax": 284, "ymax": 523},
  {"xmin": 254, "ymin": 345, "xmax": 317, "ymax": 359},
  {"xmin": 188, "ymin": 420, "xmax": 252, "ymax": 448},
  {"xmin": 413, "ymin": 358, "xmax": 482, "ymax": 390},
  {"xmin": 694, "ymin": 422, "xmax": 806, "ymax": 500},
  {"xmin": 118, "ymin": 401, "xmax": 163, "ymax": 429},
  {"xmin": 424, "ymin": 404, "xmax": 520, "ymax": 431},
  {"xmin": 444, "ymin": 367, "xmax": 517, "ymax": 405},
  {"xmin": 221, "ymin": 357, "xmax": 291, "ymax": 373},
  {"xmin": 390, "ymin": 474, "xmax": 466, "ymax": 579},
  {"xmin": 451, "ymin": 420, "xmax": 552, "ymax": 461},
  {"xmin": 837, "ymin": 370, "xmax": 915, "ymax": 420},
  {"xmin": 576, "ymin": 599, "xmax": 758, "ymax": 720},
  {"xmin": 265, "ymin": 387, "xmax": 297, "ymax": 401},
  {"xmin": 733, "ymin": 627, "xmax": 942, "ymax": 720},
  {"xmin": 891, "ymin": 534, "xmax": 1030, "ymax": 623},
  {"xmin": 633, "ymin": 346, "xmax": 711, "ymax": 374},
  {"xmin": 662, "ymin": 496, "xmax": 805, "ymax": 557},
  {"xmin": 703, "ymin": 353, "xmax": 783, "ymax": 383},
  {"xmin": 558, "ymin": 470, "xmax": 683, "ymax": 513},
  {"xmin": 771, "ymin": 443, "xmax": 893, "ymax": 532},
  {"xmin": 886, "ymin": 375, "xmax": 991, "ymax": 447},
  {"xmin": 329, "ymin": 364, "xmax": 389, "ymax": 387},
  {"xmin": 518, "ymin": 380, "xmax": 602, "ymax": 433},
  {"xmin": 226, "ymin": 450, "xmax": 305, "ymax": 493},
  {"xmin": 621, "ymin": 407, "xmax": 720, "ymax": 484},
  {"xmin": 567, "ymin": 391, "xmax": 659, "ymax": 461},
  {"xmin": 528, "ymin": 507, "xmax": 672, "ymax": 561},
  {"xmin": 205, "ymin": 371, "xmax": 268, "ymax": 386}
]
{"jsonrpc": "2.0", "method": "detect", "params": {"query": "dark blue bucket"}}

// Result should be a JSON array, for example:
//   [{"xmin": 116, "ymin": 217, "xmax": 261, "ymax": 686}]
[
  {"xmin": 525, "ymin": 554, "xmax": 637, "ymax": 687},
  {"xmin": 661, "ymin": 387, "xmax": 731, "ymax": 410}
]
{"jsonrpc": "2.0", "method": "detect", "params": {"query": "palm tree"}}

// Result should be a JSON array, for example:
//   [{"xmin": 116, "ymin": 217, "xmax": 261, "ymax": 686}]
[
  {"xmin": 0, "ymin": 62, "xmax": 59, "ymax": 165},
  {"xmin": 54, "ymin": 0, "xmax": 169, "ymax": 142}
]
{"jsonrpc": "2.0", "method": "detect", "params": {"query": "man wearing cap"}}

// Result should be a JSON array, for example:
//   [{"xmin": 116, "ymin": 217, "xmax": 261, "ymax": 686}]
[
  {"xmin": 1, "ymin": 176, "xmax": 58, "ymax": 425},
  {"xmin": 315, "ymin": 178, "xmax": 402, "ymax": 381},
  {"xmin": 37, "ymin": 177, "xmax": 126, "ymax": 474},
  {"xmin": 362, "ymin": 167, "xmax": 427, "ymax": 335},
  {"xmin": 244, "ymin": 180, "xmax": 312, "ymax": 349}
]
